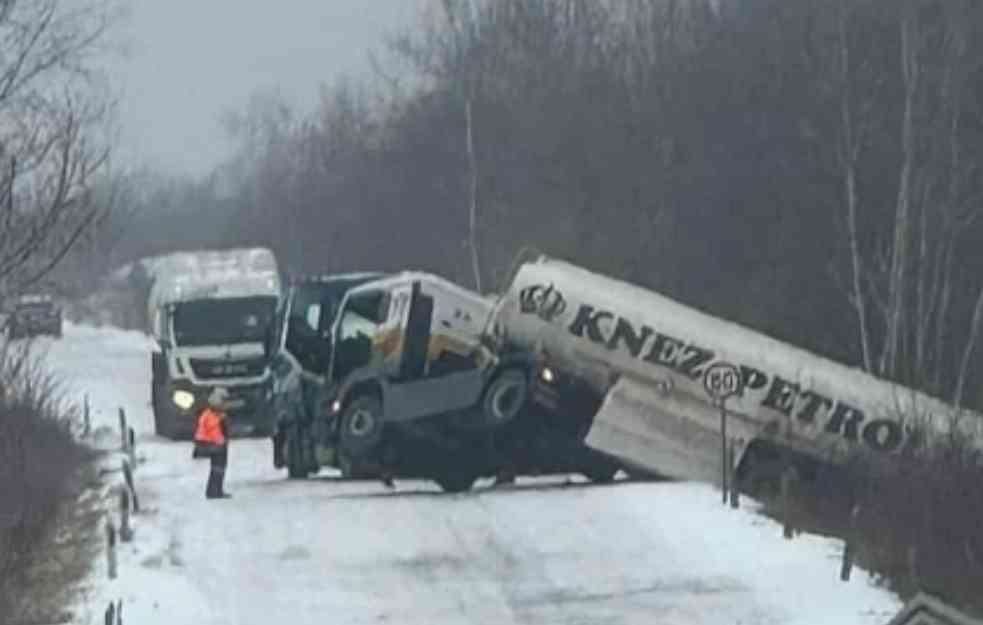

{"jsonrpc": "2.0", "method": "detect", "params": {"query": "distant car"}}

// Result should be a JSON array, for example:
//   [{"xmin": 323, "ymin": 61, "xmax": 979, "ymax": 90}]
[{"xmin": 6, "ymin": 294, "xmax": 62, "ymax": 339}]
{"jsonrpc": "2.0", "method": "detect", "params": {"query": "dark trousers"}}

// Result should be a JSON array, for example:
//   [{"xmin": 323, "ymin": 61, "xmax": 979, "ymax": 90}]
[
  {"xmin": 272, "ymin": 431, "xmax": 285, "ymax": 468},
  {"xmin": 206, "ymin": 446, "xmax": 229, "ymax": 498}
]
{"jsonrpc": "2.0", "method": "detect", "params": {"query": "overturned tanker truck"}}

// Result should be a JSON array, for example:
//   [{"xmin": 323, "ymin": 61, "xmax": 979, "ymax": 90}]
[{"xmin": 489, "ymin": 254, "xmax": 983, "ymax": 490}]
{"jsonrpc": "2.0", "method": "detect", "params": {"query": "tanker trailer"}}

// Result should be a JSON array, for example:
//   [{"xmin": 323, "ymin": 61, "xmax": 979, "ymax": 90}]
[{"xmin": 487, "ymin": 255, "xmax": 983, "ymax": 488}]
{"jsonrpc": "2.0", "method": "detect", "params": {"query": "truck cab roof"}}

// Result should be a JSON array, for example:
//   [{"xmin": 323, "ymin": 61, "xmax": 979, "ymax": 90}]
[{"xmin": 291, "ymin": 272, "xmax": 388, "ymax": 285}]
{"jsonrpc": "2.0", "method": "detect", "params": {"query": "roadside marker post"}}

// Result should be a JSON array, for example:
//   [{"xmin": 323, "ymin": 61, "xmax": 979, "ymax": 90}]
[
  {"xmin": 840, "ymin": 504, "xmax": 861, "ymax": 581},
  {"xmin": 119, "ymin": 489, "xmax": 133, "ymax": 543},
  {"xmin": 122, "ymin": 459, "xmax": 139, "ymax": 513},
  {"xmin": 127, "ymin": 427, "xmax": 136, "ymax": 468},
  {"xmin": 83, "ymin": 394, "xmax": 91, "ymax": 437},
  {"xmin": 105, "ymin": 520, "xmax": 117, "ymax": 580},
  {"xmin": 728, "ymin": 438, "xmax": 740, "ymax": 509},
  {"xmin": 703, "ymin": 362, "xmax": 744, "ymax": 506},
  {"xmin": 781, "ymin": 467, "xmax": 797, "ymax": 540},
  {"xmin": 118, "ymin": 408, "xmax": 128, "ymax": 452}
]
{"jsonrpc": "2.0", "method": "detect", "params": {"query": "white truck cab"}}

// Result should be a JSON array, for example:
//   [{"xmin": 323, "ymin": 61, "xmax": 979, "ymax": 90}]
[{"xmin": 148, "ymin": 248, "xmax": 281, "ymax": 439}]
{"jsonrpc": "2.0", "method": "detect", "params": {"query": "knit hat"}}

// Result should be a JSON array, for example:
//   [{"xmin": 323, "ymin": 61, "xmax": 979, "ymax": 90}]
[{"xmin": 208, "ymin": 386, "xmax": 230, "ymax": 408}]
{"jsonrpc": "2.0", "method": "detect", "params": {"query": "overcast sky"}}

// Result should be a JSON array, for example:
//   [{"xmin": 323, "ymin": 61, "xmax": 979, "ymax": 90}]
[{"xmin": 110, "ymin": 1, "xmax": 430, "ymax": 177}]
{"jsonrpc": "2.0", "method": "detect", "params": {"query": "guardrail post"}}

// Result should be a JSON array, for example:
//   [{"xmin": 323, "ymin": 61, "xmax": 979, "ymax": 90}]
[
  {"xmin": 781, "ymin": 466, "xmax": 797, "ymax": 540},
  {"xmin": 127, "ymin": 426, "xmax": 136, "ymax": 467},
  {"xmin": 105, "ymin": 520, "xmax": 117, "ymax": 580},
  {"xmin": 119, "ymin": 489, "xmax": 133, "ymax": 542},
  {"xmin": 83, "ymin": 394, "xmax": 91, "ymax": 437},
  {"xmin": 122, "ymin": 459, "xmax": 139, "ymax": 513},
  {"xmin": 118, "ymin": 408, "xmax": 128, "ymax": 452},
  {"xmin": 728, "ymin": 438, "xmax": 739, "ymax": 509},
  {"xmin": 840, "ymin": 504, "xmax": 861, "ymax": 581}
]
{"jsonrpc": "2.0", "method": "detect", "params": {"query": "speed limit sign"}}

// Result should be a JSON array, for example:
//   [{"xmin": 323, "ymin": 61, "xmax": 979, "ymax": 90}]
[{"xmin": 704, "ymin": 362, "xmax": 743, "ymax": 402}]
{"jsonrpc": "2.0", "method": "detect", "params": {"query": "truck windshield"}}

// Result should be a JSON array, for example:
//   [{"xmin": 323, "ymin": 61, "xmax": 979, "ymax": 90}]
[{"xmin": 172, "ymin": 296, "xmax": 277, "ymax": 347}]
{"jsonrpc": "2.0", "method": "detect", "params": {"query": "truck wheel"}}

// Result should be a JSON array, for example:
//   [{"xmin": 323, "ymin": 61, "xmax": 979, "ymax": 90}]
[
  {"xmin": 152, "ymin": 392, "xmax": 163, "ymax": 435},
  {"xmin": 474, "ymin": 369, "xmax": 528, "ymax": 430},
  {"xmin": 339, "ymin": 395, "xmax": 384, "ymax": 459},
  {"xmin": 152, "ymin": 385, "xmax": 175, "ymax": 439},
  {"xmin": 625, "ymin": 468, "xmax": 665, "ymax": 482},
  {"xmin": 286, "ymin": 426, "xmax": 309, "ymax": 479},
  {"xmin": 156, "ymin": 405, "xmax": 180, "ymax": 440},
  {"xmin": 434, "ymin": 471, "xmax": 478, "ymax": 493},
  {"xmin": 580, "ymin": 449, "xmax": 622, "ymax": 484},
  {"xmin": 581, "ymin": 463, "xmax": 619, "ymax": 484}
]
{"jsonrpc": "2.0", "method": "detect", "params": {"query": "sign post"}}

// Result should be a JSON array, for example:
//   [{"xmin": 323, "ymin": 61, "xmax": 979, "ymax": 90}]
[{"xmin": 703, "ymin": 362, "xmax": 743, "ymax": 506}]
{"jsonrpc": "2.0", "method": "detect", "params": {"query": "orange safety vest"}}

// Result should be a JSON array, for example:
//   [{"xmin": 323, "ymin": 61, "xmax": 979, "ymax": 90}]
[{"xmin": 194, "ymin": 408, "xmax": 227, "ymax": 446}]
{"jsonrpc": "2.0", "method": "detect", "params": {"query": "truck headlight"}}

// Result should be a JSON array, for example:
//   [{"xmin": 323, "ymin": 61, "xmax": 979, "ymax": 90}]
[
  {"xmin": 540, "ymin": 367, "xmax": 555, "ymax": 384},
  {"xmin": 172, "ymin": 390, "xmax": 195, "ymax": 410}
]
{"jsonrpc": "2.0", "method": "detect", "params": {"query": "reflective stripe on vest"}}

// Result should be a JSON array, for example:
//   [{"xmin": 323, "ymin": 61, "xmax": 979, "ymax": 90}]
[{"xmin": 194, "ymin": 408, "xmax": 226, "ymax": 446}]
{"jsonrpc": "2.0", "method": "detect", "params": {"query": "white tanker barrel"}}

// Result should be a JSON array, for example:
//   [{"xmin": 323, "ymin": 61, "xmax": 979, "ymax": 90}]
[{"xmin": 491, "ymin": 256, "xmax": 983, "ymax": 482}]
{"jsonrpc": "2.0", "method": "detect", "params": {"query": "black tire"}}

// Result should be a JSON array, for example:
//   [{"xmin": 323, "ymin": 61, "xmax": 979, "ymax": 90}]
[
  {"xmin": 339, "ymin": 395, "xmax": 384, "ymax": 459},
  {"xmin": 286, "ymin": 426, "xmax": 310, "ymax": 479},
  {"xmin": 152, "ymin": 390, "xmax": 163, "ymax": 435},
  {"xmin": 150, "ymin": 362, "xmax": 179, "ymax": 439},
  {"xmin": 625, "ymin": 468, "xmax": 665, "ymax": 482},
  {"xmin": 581, "ymin": 463, "xmax": 620, "ymax": 484},
  {"xmin": 151, "ymin": 384, "xmax": 175, "ymax": 439},
  {"xmin": 434, "ymin": 471, "xmax": 478, "ymax": 493},
  {"xmin": 469, "ymin": 369, "xmax": 528, "ymax": 431}
]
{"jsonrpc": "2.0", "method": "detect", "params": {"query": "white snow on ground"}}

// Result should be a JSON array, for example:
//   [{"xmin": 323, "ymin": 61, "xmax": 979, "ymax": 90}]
[{"xmin": 34, "ymin": 323, "xmax": 903, "ymax": 625}]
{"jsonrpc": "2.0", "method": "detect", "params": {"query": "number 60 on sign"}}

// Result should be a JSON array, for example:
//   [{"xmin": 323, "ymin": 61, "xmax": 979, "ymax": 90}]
[{"xmin": 704, "ymin": 362, "xmax": 742, "ymax": 402}]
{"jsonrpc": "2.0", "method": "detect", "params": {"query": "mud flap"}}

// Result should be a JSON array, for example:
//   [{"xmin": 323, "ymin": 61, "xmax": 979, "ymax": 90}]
[{"xmin": 584, "ymin": 377, "xmax": 760, "ymax": 486}]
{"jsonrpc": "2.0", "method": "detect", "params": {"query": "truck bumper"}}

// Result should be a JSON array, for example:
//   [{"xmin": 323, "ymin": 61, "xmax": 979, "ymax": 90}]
[{"xmin": 166, "ymin": 380, "xmax": 274, "ymax": 437}]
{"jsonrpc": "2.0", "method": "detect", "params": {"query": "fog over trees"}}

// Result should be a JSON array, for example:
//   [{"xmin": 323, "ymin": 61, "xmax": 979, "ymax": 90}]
[{"xmin": 65, "ymin": 0, "xmax": 983, "ymax": 408}]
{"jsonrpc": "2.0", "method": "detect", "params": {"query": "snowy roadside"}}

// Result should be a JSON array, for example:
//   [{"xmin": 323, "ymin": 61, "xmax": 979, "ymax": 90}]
[
  {"xmin": 40, "ymin": 322, "xmax": 904, "ymax": 625},
  {"xmin": 35, "ymin": 323, "xmax": 212, "ymax": 624}
]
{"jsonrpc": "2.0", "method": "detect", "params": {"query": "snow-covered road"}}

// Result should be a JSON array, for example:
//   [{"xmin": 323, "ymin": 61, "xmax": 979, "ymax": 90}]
[{"xmin": 38, "ymin": 323, "xmax": 902, "ymax": 624}]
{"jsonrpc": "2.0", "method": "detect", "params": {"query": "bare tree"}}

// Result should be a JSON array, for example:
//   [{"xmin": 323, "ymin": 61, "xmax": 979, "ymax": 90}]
[
  {"xmin": 0, "ymin": 0, "xmax": 117, "ymax": 297},
  {"xmin": 830, "ymin": 0, "xmax": 983, "ymax": 401}
]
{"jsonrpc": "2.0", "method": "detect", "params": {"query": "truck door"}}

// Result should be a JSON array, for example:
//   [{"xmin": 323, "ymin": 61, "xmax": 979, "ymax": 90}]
[
  {"xmin": 285, "ymin": 286, "xmax": 332, "ymax": 375},
  {"xmin": 386, "ymin": 280, "xmax": 486, "ymax": 422}
]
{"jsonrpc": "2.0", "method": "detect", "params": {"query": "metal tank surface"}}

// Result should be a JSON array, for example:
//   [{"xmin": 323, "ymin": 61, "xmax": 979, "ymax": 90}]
[{"xmin": 489, "ymin": 255, "xmax": 983, "ymax": 484}]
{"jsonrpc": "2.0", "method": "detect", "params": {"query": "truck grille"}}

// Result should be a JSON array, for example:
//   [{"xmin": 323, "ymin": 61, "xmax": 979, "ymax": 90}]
[
  {"xmin": 225, "ymin": 385, "xmax": 268, "ymax": 414},
  {"xmin": 189, "ymin": 357, "xmax": 267, "ymax": 380}
]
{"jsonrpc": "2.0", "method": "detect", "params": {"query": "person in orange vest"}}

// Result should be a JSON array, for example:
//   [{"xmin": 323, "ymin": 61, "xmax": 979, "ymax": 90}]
[{"xmin": 193, "ymin": 386, "xmax": 232, "ymax": 499}]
